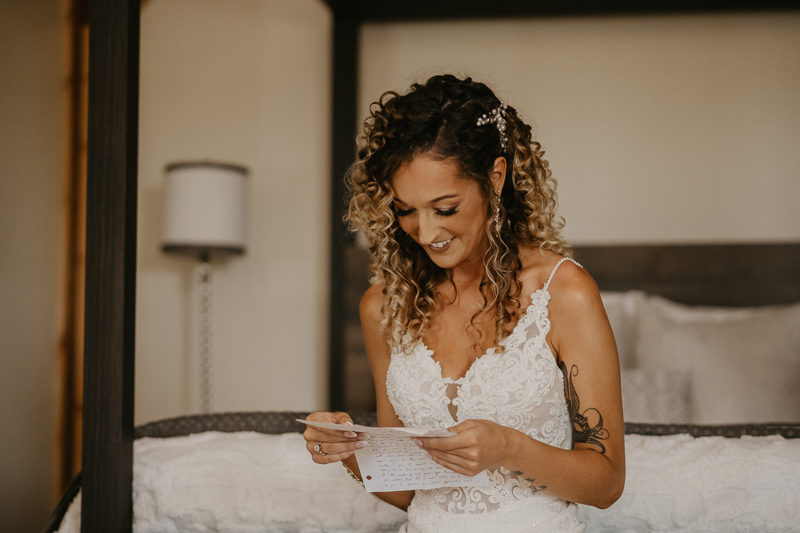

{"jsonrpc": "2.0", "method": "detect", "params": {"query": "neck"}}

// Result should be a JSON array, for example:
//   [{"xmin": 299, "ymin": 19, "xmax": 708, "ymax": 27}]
[
  {"xmin": 449, "ymin": 259, "xmax": 486, "ymax": 289},
  {"xmin": 448, "ymin": 238, "xmax": 489, "ymax": 290}
]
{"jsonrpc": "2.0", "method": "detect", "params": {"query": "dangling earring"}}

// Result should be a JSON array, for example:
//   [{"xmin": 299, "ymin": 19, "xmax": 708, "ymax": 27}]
[{"xmin": 492, "ymin": 192, "xmax": 503, "ymax": 235}]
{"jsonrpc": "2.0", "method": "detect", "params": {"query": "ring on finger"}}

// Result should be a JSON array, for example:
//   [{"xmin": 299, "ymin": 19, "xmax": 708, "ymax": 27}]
[{"xmin": 314, "ymin": 441, "xmax": 327, "ymax": 456}]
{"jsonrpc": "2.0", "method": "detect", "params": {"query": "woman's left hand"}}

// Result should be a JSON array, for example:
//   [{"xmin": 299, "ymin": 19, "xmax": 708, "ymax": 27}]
[{"xmin": 414, "ymin": 420, "xmax": 513, "ymax": 477}]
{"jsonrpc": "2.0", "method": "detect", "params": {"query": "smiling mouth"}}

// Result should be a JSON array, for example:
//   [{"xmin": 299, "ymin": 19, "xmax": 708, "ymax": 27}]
[{"xmin": 430, "ymin": 238, "xmax": 453, "ymax": 249}]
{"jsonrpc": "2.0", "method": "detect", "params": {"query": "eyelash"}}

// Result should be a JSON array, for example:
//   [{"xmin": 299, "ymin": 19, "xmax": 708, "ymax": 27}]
[{"xmin": 394, "ymin": 207, "xmax": 458, "ymax": 217}]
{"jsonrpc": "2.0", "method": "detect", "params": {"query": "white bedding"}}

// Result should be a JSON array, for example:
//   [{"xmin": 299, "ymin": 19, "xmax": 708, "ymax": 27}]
[
  {"xmin": 56, "ymin": 430, "xmax": 800, "ymax": 533},
  {"xmin": 578, "ymin": 433, "xmax": 800, "ymax": 531}
]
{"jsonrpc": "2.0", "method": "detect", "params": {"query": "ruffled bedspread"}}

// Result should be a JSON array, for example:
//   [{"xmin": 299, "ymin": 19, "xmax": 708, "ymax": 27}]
[
  {"xmin": 57, "ymin": 432, "xmax": 800, "ymax": 533},
  {"xmin": 579, "ymin": 433, "xmax": 800, "ymax": 531}
]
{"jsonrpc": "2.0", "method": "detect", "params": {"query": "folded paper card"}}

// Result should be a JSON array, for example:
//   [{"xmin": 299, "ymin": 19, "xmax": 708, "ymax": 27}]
[{"xmin": 297, "ymin": 419, "xmax": 490, "ymax": 492}]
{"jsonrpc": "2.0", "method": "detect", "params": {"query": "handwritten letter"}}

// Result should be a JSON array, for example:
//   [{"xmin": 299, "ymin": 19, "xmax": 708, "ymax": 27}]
[{"xmin": 297, "ymin": 419, "xmax": 490, "ymax": 492}]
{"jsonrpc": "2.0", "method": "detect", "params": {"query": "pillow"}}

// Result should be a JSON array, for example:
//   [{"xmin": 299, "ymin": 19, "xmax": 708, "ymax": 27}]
[
  {"xmin": 57, "ymin": 431, "xmax": 407, "ymax": 533},
  {"xmin": 635, "ymin": 296, "xmax": 800, "ymax": 424},
  {"xmin": 600, "ymin": 291, "xmax": 645, "ymax": 369},
  {"xmin": 578, "ymin": 433, "xmax": 800, "ymax": 531},
  {"xmin": 620, "ymin": 368, "xmax": 691, "ymax": 424}
]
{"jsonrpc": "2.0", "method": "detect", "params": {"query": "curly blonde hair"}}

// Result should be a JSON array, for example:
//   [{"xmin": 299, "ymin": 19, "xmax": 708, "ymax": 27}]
[{"xmin": 345, "ymin": 75, "xmax": 571, "ymax": 349}]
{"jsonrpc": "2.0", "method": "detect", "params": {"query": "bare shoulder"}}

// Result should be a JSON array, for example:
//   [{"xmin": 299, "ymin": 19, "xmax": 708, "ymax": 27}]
[
  {"xmin": 360, "ymin": 283, "xmax": 391, "ymax": 366},
  {"xmin": 516, "ymin": 246, "xmax": 597, "ymax": 302},
  {"xmin": 546, "ymin": 258, "xmax": 617, "ymax": 365},
  {"xmin": 359, "ymin": 283, "xmax": 385, "ymax": 323},
  {"xmin": 547, "ymin": 258, "xmax": 601, "ymax": 309}
]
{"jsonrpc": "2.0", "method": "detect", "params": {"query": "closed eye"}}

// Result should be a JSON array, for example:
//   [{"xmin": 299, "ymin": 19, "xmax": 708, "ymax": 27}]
[{"xmin": 394, "ymin": 206, "xmax": 458, "ymax": 217}]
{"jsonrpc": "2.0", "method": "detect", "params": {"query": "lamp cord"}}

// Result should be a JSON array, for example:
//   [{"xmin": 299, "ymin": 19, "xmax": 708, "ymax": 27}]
[{"xmin": 197, "ymin": 261, "xmax": 213, "ymax": 414}]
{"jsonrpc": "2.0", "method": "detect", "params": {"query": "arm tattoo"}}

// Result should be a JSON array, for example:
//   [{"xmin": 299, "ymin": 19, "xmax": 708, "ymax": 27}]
[
  {"xmin": 511, "ymin": 471, "xmax": 546, "ymax": 491},
  {"xmin": 558, "ymin": 361, "xmax": 610, "ymax": 454}
]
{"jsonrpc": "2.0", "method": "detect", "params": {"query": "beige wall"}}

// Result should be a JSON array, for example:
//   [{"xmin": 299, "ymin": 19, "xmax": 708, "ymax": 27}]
[
  {"xmin": 0, "ymin": 1, "xmax": 332, "ymax": 527},
  {"xmin": 360, "ymin": 12, "xmax": 800, "ymax": 245},
  {"xmin": 136, "ymin": 0, "xmax": 331, "ymax": 424},
  {"xmin": 0, "ymin": 0, "xmax": 66, "ymax": 530},
  {"xmin": 2, "ymin": 4, "xmax": 798, "ymax": 529}
]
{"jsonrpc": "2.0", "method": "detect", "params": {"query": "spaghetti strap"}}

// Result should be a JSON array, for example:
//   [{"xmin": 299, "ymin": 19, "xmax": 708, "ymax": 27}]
[{"xmin": 543, "ymin": 257, "xmax": 583, "ymax": 292}]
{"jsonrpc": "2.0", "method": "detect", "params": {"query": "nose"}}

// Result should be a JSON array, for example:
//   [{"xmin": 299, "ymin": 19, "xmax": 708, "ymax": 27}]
[{"xmin": 416, "ymin": 212, "xmax": 439, "ymax": 246}]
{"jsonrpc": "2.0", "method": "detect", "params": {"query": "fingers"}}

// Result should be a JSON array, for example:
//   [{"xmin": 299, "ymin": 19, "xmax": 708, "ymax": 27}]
[
  {"xmin": 303, "ymin": 411, "xmax": 367, "ymax": 464},
  {"xmin": 303, "ymin": 411, "xmax": 364, "ymax": 442},
  {"xmin": 415, "ymin": 433, "xmax": 472, "ymax": 453},
  {"xmin": 410, "ymin": 436, "xmax": 473, "ymax": 471},
  {"xmin": 329, "ymin": 411, "xmax": 355, "ymax": 425},
  {"xmin": 306, "ymin": 437, "xmax": 368, "ymax": 463},
  {"xmin": 304, "ymin": 427, "xmax": 361, "ymax": 442},
  {"xmin": 411, "ymin": 421, "xmax": 498, "ymax": 477},
  {"xmin": 425, "ymin": 448, "xmax": 482, "ymax": 477}
]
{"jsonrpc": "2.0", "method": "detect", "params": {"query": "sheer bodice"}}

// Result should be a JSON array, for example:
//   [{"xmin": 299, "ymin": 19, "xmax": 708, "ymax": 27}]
[{"xmin": 385, "ymin": 258, "xmax": 585, "ymax": 532}]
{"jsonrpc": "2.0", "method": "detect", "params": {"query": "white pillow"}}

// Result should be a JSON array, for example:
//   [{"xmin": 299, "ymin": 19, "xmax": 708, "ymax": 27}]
[
  {"xmin": 578, "ymin": 433, "xmax": 800, "ymax": 531},
  {"xmin": 600, "ymin": 291, "xmax": 645, "ymax": 369},
  {"xmin": 620, "ymin": 368, "xmax": 691, "ymax": 424},
  {"xmin": 57, "ymin": 431, "xmax": 407, "ymax": 533},
  {"xmin": 635, "ymin": 296, "xmax": 800, "ymax": 424}
]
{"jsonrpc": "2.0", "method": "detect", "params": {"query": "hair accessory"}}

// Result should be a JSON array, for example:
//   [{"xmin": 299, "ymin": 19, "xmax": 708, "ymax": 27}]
[
  {"xmin": 491, "ymin": 193, "xmax": 502, "ymax": 234},
  {"xmin": 314, "ymin": 441, "xmax": 327, "ymax": 456},
  {"xmin": 343, "ymin": 463, "xmax": 365, "ymax": 487},
  {"xmin": 476, "ymin": 103, "xmax": 509, "ymax": 151}
]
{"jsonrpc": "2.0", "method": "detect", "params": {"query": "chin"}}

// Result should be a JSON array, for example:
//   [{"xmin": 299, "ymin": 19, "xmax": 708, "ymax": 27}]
[{"xmin": 424, "ymin": 251, "xmax": 460, "ymax": 270}]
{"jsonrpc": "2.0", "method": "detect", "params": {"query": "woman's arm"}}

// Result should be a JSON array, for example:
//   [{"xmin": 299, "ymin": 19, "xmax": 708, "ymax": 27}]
[
  {"xmin": 357, "ymin": 284, "xmax": 416, "ymax": 510},
  {"xmin": 302, "ymin": 284, "xmax": 414, "ymax": 510},
  {"xmin": 418, "ymin": 262, "xmax": 625, "ymax": 508}
]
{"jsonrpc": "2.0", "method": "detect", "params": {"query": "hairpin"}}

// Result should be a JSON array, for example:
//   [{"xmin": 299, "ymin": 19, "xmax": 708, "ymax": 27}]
[{"xmin": 476, "ymin": 103, "xmax": 508, "ymax": 151}]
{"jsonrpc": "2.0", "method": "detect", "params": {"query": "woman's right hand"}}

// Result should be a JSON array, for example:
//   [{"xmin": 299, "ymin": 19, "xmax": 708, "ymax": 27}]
[{"xmin": 303, "ymin": 411, "xmax": 368, "ymax": 464}]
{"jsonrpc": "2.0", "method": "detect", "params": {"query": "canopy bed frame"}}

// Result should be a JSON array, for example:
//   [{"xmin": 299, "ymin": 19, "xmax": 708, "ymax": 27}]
[{"xmin": 84, "ymin": 0, "xmax": 798, "ymax": 531}]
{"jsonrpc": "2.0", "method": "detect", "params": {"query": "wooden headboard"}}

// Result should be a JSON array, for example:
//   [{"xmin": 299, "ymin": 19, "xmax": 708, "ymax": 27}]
[
  {"xmin": 574, "ymin": 243, "xmax": 800, "ymax": 307},
  {"xmin": 335, "ymin": 242, "xmax": 800, "ymax": 413}
]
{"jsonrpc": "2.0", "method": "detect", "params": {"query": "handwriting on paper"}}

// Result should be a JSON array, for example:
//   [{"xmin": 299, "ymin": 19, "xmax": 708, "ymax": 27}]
[{"xmin": 297, "ymin": 419, "xmax": 490, "ymax": 492}]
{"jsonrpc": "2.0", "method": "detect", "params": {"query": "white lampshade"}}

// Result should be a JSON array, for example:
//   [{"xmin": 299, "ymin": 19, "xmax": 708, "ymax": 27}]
[{"xmin": 162, "ymin": 161, "xmax": 249, "ymax": 256}]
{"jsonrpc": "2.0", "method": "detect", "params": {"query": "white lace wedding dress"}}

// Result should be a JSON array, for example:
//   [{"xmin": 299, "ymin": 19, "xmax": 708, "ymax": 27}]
[{"xmin": 385, "ymin": 258, "xmax": 586, "ymax": 533}]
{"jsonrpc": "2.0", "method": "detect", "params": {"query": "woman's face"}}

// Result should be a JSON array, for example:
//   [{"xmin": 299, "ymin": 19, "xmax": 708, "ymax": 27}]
[{"xmin": 390, "ymin": 153, "xmax": 497, "ymax": 270}]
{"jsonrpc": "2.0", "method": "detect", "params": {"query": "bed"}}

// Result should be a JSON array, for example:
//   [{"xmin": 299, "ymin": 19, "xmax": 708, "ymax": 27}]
[
  {"xmin": 46, "ymin": 243, "xmax": 800, "ymax": 532},
  {"xmin": 79, "ymin": 0, "xmax": 800, "ymax": 529},
  {"xmin": 47, "ymin": 411, "xmax": 800, "ymax": 532}
]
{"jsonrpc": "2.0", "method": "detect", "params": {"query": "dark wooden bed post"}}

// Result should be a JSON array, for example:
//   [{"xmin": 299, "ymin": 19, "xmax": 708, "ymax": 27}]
[
  {"xmin": 82, "ymin": 0, "xmax": 139, "ymax": 531},
  {"xmin": 325, "ymin": 0, "xmax": 359, "ymax": 411}
]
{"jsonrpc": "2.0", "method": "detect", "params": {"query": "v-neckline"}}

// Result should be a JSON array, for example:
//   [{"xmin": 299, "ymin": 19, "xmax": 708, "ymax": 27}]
[{"xmin": 418, "ymin": 287, "xmax": 549, "ymax": 384}]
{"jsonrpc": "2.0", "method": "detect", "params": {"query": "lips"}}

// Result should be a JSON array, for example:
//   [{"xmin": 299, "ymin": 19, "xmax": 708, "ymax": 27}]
[{"xmin": 428, "ymin": 238, "xmax": 453, "ymax": 253}]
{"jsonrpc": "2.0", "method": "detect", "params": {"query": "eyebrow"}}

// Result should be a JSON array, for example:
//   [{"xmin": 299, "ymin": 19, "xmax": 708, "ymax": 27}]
[{"xmin": 393, "ymin": 194, "xmax": 460, "ymax": 206}]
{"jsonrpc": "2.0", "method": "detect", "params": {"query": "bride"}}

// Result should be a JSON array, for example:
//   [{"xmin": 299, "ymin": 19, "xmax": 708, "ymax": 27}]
[{"xmin": 303, "ymin": 74, "xmax": 625, "ymax": 532}]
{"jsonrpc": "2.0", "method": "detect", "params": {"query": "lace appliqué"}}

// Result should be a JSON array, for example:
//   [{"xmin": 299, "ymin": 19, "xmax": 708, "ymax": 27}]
[{"xmin": 385, "ymin": 284, "xmax": 574, "ymax": 518}]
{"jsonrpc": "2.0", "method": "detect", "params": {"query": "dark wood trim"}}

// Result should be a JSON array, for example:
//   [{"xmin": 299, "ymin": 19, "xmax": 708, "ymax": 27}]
[
  {"xmin": 58, "ymin": 0, "xmax": 89, "ymax": 494},
  {"xmin": 328, "ymin": 11, "xmax": 359, "ymax": 411},
  {"xmin": 574, "ymin": 243, "xmax": 800, "ymax": 307},
  {"xmin": 82, "ymin": 0, "xmax": 139, "ymax": 531},
  {"xmin": 368, "ymin": 1, "xmax": 800, "ymax": 21},
  {"xmin": 324, "ymin": 0, "xmax": 800, "ymax": 22}
]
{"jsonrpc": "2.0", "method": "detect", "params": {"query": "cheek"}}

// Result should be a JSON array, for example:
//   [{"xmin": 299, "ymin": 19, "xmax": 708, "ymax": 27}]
[
  {"xmin": 463, "ymin": 209, "xmax": 488, "ymax": 234},
  {"xmin": 397, "ymin": 217, "xmax": 417, "ymax": 238},
  {"xmin": 467, "ymin": 219, "xmax": 486, "ymax": 240}
]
